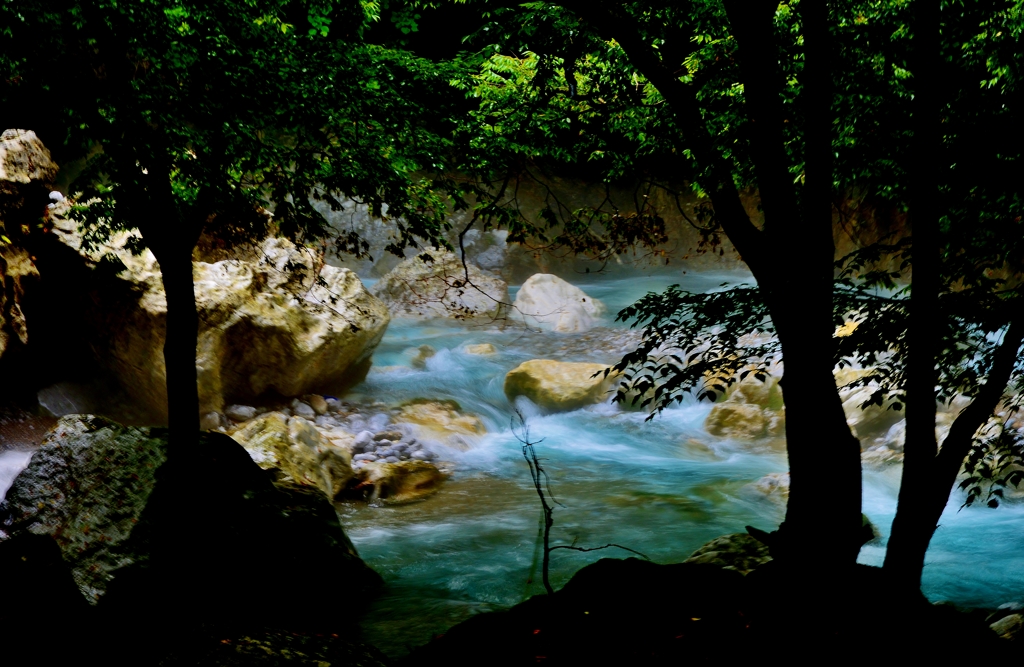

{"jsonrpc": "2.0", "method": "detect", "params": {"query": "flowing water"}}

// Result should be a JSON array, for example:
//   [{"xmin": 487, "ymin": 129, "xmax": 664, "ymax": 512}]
[
  {"xmin": 336, "ymin": 269, "xmax": 1024, "ymax": 656},
  {"xmin": 1, "ymin": 268, "xmax": 1022, "ymax": 654}
]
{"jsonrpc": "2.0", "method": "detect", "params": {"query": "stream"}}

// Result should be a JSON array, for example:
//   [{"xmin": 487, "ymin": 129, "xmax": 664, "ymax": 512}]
[
  {"xmin": 1, "ymin": 268, "xmax": 1022, "ymax": 656},
  {"xmin": 337, "ymin": 269, "xmax": 1024, "ymax": 656}
]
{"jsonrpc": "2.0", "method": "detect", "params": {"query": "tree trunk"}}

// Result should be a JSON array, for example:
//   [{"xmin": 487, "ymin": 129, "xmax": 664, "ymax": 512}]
[
  {"xmin": 883, "ymin": 0, "xmax": 941, "ymax": 587},
  {"xmin": 156, "ymin": 248, "xmax": 201, "ymax": 441}
]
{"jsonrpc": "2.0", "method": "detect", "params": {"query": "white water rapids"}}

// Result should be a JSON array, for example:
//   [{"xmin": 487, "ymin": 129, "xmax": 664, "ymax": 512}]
[{"xmin": 1, "ymin": 268, "xmax": 1021, "ymax": 655}]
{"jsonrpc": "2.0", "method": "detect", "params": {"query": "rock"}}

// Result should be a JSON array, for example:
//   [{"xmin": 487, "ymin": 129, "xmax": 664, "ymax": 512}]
[
  {"xmin": 684, "ymin": 533, "xmax": 772, "ymax": 575},
  {"xmin": 464, "ymin": 343, "xmax": 497, "ymax": 355},
  {"xmin": 346, "ymin": 460, "xmax": 446, "ymax": 504},
  {"xmin": 503, "ymin": 359, "xmax": 617, "ymax": 412},
  {"xmin": 0, "ymin": 415, "xmax": 379, "ymax": 618},
  {"xmin": 512, "ymin": 273, "xmax": 606, "ymax": 333},
  {"xmin": 703, "ymin": 375, "xmax": 783, "ymax": 440},
  {"xmin": 396, "ymin": 399, "xmax": 486, "ymax": 445},
  {"xmin": 200, "ymin": 411, "xmax": 223, "ymax": 431},
  {"xmin": 728, "ymin": 374, "xmax": 782, "ymax": 409},
  {"xmin": 354, "ymin": 430, "xmax": 375, "ymax": 448},
  {"xmin": 705, "ymin": 402, "xmax": 769, "ymax": 439},
  {"xmin": 45, "ymin": 225, "xmax": 390, "ymax": 420},
  {"xmin": 225, "ymin": 404, "xmax": 257, "ymax": 422},
  {"xmin": 411, "ymin": 344, "xmax": 436, "ymax": 369},
  {"xmin": 307, "ymin": 394, "xmax": 328, "ymax": 415},
  {"xmin": 0, "ymin": 129, "xmax": 58, "ymax": 211},
  {"xmin": 374, "ymin": 430, "xmax": 404, "ymax": 442},
  {"xmin": 292, "ymin": 401, "xmax": 317, "ymax": 419},
  {"xmin": 326, "ymin": 397, "xmax": 341, "ymax": 412},
  {"xmin": 0, "ymin": 245, "xmax": 39, "ymax": 362},
  {"xmin": 750, "ymin": 472, "xmax": 790, "ymax": 502},
  {"xmin": 230, "ymin": 412, "xmax": 354, "ymax": 500},
  {"xmin": 370, "ymin": 247, "xmax": 509, "ymax": 320},
  {"xmin": 991, "ymin": 613, "xmax": 1024, "ymax": 640}
]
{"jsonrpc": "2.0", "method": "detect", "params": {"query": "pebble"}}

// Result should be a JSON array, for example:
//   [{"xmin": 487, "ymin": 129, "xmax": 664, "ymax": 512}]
[
  {"xmin": 292, "ymin": 402, "xmax": 316, "ymax": 418},
  {"xmin": 378, "ymin": 448, "xmax": 397, "ymax": 458},
  {"xmin": 315, "ymin": 415, "xmax": 338, "ymax": 428},
  {"xmin": 326, "ymin": 398, "xmax": 341, "ymax": 412},
  {"xmin": 353, "ymin": 453, "xmax": 377, "ymax": 462},
  {"xmin": 411, "ymin": 450, "xmax": 430, "ymax": 461},
  {"xmin": 225, "ymin": 405, "xmax": 257, "ymax": 422},
  {"xmin": 374, "ymin": 431, "xmax": 403, "ymax": 442},
  {"xmin": 354, "ymin": 430, "xmax": 375, "ymax": 447},
  {"xmin": 384, "ymin": 456, "xmax": 400, "ymax": 463},
  {"xmin": 308, "ymin": 394, "xmax": 328, "ymax": 415}
]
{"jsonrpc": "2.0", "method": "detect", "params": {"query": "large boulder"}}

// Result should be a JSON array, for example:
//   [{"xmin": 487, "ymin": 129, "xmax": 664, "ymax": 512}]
[
  {"xmin": 229, "ymin": 411, "xmax": 355, "ymax": 500},
  {"xmin": 0, "ymin": 415, "xmax": 380, "ymax": 621},
  {"xmin": 49, "ymin": 216, "xmax": 390, "ymax": 420},
  {"xmin": 512, "ymin": 273, "xmax": 605, "ymax": 333},
  {"xmin": 0, "ymin": 129, "xmax": 58, "ymax": 212},
  {"xmin": 504, "ymin": 359, "xmax": 617, "ymax": 412},
  {"xmin": 370, "ymin": 247, "xmax": 509, "ymax": 320}
]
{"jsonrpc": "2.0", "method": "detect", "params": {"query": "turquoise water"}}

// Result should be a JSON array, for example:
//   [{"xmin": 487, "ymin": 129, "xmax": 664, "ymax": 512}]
[{"xmin": 341, "ymin": 269, "xmax": 1024, "ymax": 656}]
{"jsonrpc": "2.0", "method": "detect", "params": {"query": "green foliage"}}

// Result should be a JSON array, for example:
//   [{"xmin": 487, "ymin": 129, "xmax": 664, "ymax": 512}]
[{"xmin": 0, "ymin": 0, "xmax": 468, "ymax": 259}]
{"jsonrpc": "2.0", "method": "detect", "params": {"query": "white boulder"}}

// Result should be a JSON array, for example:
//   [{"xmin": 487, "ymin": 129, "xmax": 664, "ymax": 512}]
[{"xmin": 512, "ymin": 273, "xmax": 605, "ymax": 333}]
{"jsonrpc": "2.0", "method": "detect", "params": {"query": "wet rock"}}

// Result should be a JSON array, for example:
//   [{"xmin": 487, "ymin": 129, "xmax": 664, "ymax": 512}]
[
  {"xmin": 326, "ymin": 397, "xmax": 342, "ymax": 412},
  {"xmin": 225, "ymin": 404, "xmax": 257, "ymax": 422},
  {"xmin": 512, "ymin": 273, "xmax": 606, "ymax": 333},
  {"xmin": 307, "ymin": 394, "xmax": 328, "ymax": 415},
  {"xmin": 504, "ymin": 360, "xmax": 617, "ymax": 412},
  {"xmin": 750, "ymin": 472, "xmax": 791, "ymax": 502},
  {"xmin": 411, "ymin": 344, "xmax": 436, "ymax": 368},
  {"xmin": 684, "ymin": 533, "xmax": 772, "ymax": 575},
  {"xmin": 704, "ymin": 375, "xmax": 783, "ymax": 440},
  {"xmin": 396, "ymin": 399, "xmax": 486, "ymax": 446},
  {"xmin": 464, "ymin": 342, "xmax": 497, "ymax": 355},
  {"xmin": 0, "ymin": 415, "xmax": 379, "ymax": 618},
  {"xmin": 230, "ymin": 412, "xmax": 354, "ymax": 500},
  {"xmin": 373, "ymin": 430, "xmax": 404, "ymax": 442},
  {"xmin": 705, "ymin": 402, "xmax": 769, "ymax": 439},
  {"xmin": 346, "ymin": 460, "xmax": 446, "ymax": 504},
  {"xmin": 370, "ymin": 247, "xmax": 509, "ymax": 320}
]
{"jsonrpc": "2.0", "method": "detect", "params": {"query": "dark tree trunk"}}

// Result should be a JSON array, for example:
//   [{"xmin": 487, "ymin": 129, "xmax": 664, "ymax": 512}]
[
  {"xmin": 562, "ymin": 0, "xmax": 865, "ymax": 565},
  {"xmin": 135, "ymin": 166, "xmax": 204, "ymax": 453},
  {"xmin": 882, "ymin": 0, "xmax": 941, "ymax": 586},
  {"xmin": 155, "ymin": 247, "xmax": 201, "ymax": 440}
]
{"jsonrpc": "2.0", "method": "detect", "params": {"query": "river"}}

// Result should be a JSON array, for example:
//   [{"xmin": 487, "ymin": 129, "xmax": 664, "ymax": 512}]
[{"xmin": 1, "ymin": 268, "xmax": 1021, "ymax": 656}]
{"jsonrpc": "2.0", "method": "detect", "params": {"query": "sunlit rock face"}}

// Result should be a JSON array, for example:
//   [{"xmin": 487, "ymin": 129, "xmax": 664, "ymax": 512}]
[
  {"xmin": 48, "ymin": 217, "xmax": 390, "ymax": 420},
  {"xmin": 0, "ymin": 130, "xmax": 57, "ymax": 362},
  {"xmin": 370, "ymin": 247, "xmax": 508, "ymax": 320},
  {"xmin": 504, "ymin": 359, "xmax": 617, "ymax": 412},
  {"xmin": 511, "ymin": 273, "xmax": 606, "ymax": 333},
  {"xmin": 395, "ymin": 399, "xmax": 487, "ymax": 449},
  {"xmin": 0, "ymin": 129, "xmax": 58, "ymax": 211},
  {"xmin": 229, "ymin": 411, "xmax": 354, "ymax": 501},
  {"xmin": 0, "ymin": 415, "xmax": 379, "ymax": 617}
]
